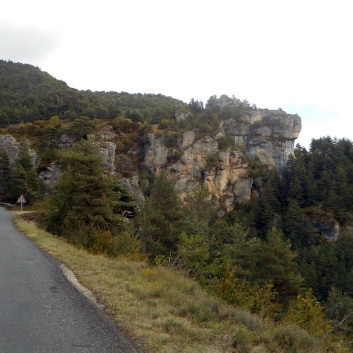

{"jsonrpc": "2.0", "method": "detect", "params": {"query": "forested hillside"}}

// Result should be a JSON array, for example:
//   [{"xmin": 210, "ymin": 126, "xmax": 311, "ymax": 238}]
[
  {"xmin": 0, "ymin": 60, "xmax": 185, "ymax": 126},
  {"xmin": 2, "ymin": 60, "xmax": 353, "ymax": 351}
]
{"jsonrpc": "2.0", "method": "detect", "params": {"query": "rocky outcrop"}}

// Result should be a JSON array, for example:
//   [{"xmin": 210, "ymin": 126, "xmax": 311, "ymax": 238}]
[
  {"xmin": 94, "ymin": 125, "xmax": 118, "ymax": 142},
  {"xmin": 95, "ymin": 125, "xmax": 145, "ymax": 206},
  {"xmin": 145, "ymin": 132, "xmax": 252, "ymax": 211},
  {"xmin": 144, "ymin": 108, "xmax": 301, "ymax": 211},
  {"xmin": 0, "ymin": 134, "xmax": 39, "ymax": 167},
  {"xmin": 93, "ymin": 125, "xmax": 121, "ymax": 176},
  {"xmin": 38, "ymin": 163, "xmax": 60, "ymax": 188},
  {"xmin": 0, "ymin": 135, "xmax": 21, "ymax": 166},
  {"xmin": 313, "ymin": 220, "xmax": 340, "ymax": 241},
  {"xmin": 0, "ymin": 102, "xmax": 301, "ymax": 213},
  {"xmin": 221, "ymin": 109, "xmax": 301, "ymax": 171},
  {"xmin": 175, "ymin": 111, "xmax": 192, "ymax": 122},
  {"xmin": 306, "ymin": 207, "xmax": 341, "ymax": 241},
  {"xmin": 120, "ymin": 176, "xmax": 145, "ymax": 206},
  {"xmin": 144, "ymin": 134, "xmax": 169, "ymax": 174},
  {"xmin": 59, "ymin": 133, "xmax": 78, "ymax": 149},
  {"xmin": 99, "ymin": 142, "xmax": 117, "ymax": 175}
]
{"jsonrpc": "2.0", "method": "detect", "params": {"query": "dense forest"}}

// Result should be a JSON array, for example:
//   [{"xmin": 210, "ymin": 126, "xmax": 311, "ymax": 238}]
[
  {"xmin": 0, "ymin": 59, "xmax": 186, "ymax": 127},
  {"xmin": 2, "ymin": 60, "xmax": 353, "ymax": 351}
]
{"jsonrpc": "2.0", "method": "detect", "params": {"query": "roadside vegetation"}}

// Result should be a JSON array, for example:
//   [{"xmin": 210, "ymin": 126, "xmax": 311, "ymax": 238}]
[{"xmin": 15, "ymin": 216, "xmax": 343, "ymax": 353}]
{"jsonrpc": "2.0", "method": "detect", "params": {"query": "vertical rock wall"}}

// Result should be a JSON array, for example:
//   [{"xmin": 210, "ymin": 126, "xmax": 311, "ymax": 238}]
[{"xmin": 144, "ymin": 109, "xmax": 301, "ymax": 211}]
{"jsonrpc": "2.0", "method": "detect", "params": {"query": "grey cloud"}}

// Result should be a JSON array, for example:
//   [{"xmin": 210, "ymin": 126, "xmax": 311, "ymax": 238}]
[{"xmin": 0, "ymin": 21, "xmax": 60, "ymax": 64}]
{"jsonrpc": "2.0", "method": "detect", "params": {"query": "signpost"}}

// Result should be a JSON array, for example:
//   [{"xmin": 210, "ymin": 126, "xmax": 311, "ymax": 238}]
[{"xmin": 16, "ymin": 194, "xmax": 27, "ymax": 211}]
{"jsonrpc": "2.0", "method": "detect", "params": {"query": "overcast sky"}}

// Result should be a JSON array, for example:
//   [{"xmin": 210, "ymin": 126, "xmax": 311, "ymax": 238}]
[{"xmin": 1, "ymin": 0, "xmax": 352, "ymax": 148}]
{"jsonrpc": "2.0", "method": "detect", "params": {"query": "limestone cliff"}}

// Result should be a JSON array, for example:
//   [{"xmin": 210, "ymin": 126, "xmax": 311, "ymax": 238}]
[
  {"xmin": 144, "ymin": 108, "xmax": 301, "ymax": 211},
  {"xmin": 0, "ymin": 102, "xmax": 301, "ymax": 212},
  {"xmin": 0, "ymin": 134, "xmax": 39, "ymax": 167}
]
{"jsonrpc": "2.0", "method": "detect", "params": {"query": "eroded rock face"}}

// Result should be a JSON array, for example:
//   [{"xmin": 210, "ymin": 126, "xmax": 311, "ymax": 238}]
[
  {"xmin": 313, "ymin": 220, "xmax": 340, "ymax": 241},
  {"xmin": 145, "ymin": 132, "xmax": 253, "ymax": 211},
  {"xmin": 144, "ymin": 109, "xmax": 301, "ymax": 211},
  {"xmin": 38, "ymin": 163, "xmax": 60, "ymax": 188},
  {"xmin": 175, "ymin": 111, "xmax": 192, "ymax": 122},
  {"xmin": 99, "ymin": 142, "xmax": 117, "ymax": 175},
  {"xmin": 1, "ymin": 105, "xmax": 301, "ymax": 213},
  {"xmin": 87, "ymin": 125, "xmax": 120, "ymax": 176},
  {"xmin": 0, "ymin": 135, "xmax": 21, "ymax": 166},
  {"xmin": 120, "ymin": 176, "xmax": 145, "ymax": 206},
  {"xmin": 60, "ymin": 133, "xmax": 78, "ymax": 149},
  {"xmin": 223, "ymin": 109, "xmax": 301, "ymax": 171},
  {"xmin": 0, "ymin": 134, "xmax": 39, "ymax": 167},
  {"xmin": 144, "ymin": 134, "xmax": 169, "ymax": 174},
  {"xmin": 247, "ymin": 138, "xmax": 296, "ymax": 171}
]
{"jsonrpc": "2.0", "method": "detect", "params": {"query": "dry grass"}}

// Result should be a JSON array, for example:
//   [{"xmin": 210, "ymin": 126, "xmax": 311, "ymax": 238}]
[{"xmin": 14, "ymin": 215, "xmax": 326, "ymax": 353}]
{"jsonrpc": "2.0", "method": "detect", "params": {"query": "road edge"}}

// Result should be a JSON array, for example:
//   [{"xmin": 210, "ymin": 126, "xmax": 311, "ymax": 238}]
[{"xmin": 59, "ymin": 263, "xmax": 105, "ymax": 310}]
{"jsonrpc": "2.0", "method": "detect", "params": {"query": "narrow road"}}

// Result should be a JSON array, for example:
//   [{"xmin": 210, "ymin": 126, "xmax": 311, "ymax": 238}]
[{"xmin": 0, "ymin": 207, "xmax": 140, "ymax": 353}]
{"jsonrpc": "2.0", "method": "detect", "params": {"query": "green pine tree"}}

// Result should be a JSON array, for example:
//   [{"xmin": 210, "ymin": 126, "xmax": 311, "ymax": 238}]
[
  {"xmin": 8, "ymin": 146, "xmax": 41, "ymax": 204},
  {"xmin": 0, "ymin": 149, "xmax": 12, "ymax": 201},
  {"xmin": 255, "ymin": 227, "xmax": 303, "ymax": 300},
  {"xmin": 135, "ymin": 172, "xmax": 182, "ymax": 258},
  {"xmin": 45, "ymin": 139, "xmax": 136, "ymax": 253}
]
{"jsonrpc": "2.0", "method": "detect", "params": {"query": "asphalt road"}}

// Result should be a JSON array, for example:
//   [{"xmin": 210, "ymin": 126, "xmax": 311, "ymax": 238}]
[{"xmin": 0, "ymin": 207, "xmax": 140, "ymax": 353}]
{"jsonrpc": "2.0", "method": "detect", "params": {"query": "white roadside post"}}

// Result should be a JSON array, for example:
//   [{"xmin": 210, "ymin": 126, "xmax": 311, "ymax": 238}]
[{"xmin": 16, "ymin": 194, "xmax": 27, "ymax": 211}]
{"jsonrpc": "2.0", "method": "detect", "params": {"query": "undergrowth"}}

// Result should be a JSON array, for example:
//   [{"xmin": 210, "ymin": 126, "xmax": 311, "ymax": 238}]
[{"xmin": 14, "ymin": 215, "xmax": 340, "ymax": 353}]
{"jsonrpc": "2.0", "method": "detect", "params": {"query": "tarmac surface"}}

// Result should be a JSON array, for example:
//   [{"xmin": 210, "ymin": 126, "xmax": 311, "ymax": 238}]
[{"xmin": 0, "ymin": 207, "xmax": 140, "ymax": 353}]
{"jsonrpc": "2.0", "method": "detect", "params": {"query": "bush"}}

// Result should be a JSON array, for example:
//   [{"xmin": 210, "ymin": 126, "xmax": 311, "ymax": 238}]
[
  {"xmin": 114, "ymin": 229, "xmax": 142, "ymax": 258},
  {"xmin": 167, "ymin": 150, "xmax": 182, "ymax": 164},
  {"xmin": 205, "ymin": 152, "xmax": 221, "ymax": 170},
  {"xmin": 216, "ymin": 134, "xmax": 234, "ymax": 151},
  {"xmin": 232, "ymin": 328, "xmax": 254, "ymax": 352},
  {"xmin": 162, "ymin": 131, "xmax": 178, "ymax": 148},
  {"xmin": 274, "ymin": 325, "xmax": 318, "ymax": 352}
]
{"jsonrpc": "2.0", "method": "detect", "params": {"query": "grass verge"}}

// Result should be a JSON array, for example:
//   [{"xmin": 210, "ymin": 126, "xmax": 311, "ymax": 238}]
[{"xmin": 14, "ymin": 214, "xmax": 325, "ymax": 353}]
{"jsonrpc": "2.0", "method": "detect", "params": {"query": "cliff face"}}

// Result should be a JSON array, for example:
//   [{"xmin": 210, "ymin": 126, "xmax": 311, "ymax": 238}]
[
  {"xmin": 0, "ymin": 105, "xmax": 301, "ymax": 212},
  {"xmin": 144, "ymin": 109, "xmax": 301, "ymax": 211},
  {"xmin": 221, "ymin": 109, "xmax": 301, "ymax": 170},
  {"xmin": 0, "ymin": 134, "xmax": 39, "ymax": 167}
]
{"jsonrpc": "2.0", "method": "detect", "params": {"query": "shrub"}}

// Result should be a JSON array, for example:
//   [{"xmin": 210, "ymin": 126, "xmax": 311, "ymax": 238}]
[
  {"xmin": 274, "ymin": 325, "xmax": 318, "ymax": 351},
  {"xmin": 216, "ymin": 134, "xmax": 234, "ymax": 151},
  {"xmin": 205, "ymin": 152, "xmax": 221, "ymax": 170},
  {"xmin": 162, "ymin": 131, "xmax": 178, "ymax": 148}
]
